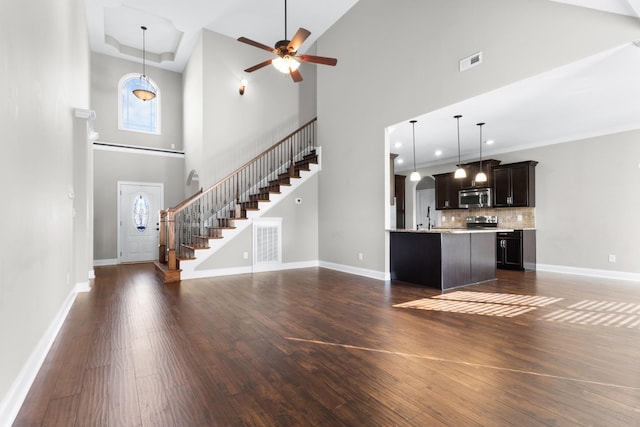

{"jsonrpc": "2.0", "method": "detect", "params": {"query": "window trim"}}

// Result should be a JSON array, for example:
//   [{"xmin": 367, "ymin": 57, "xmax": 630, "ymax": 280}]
[{"xmin": 118, "ymin": 73, "xmax": 162, "ymax": 135}]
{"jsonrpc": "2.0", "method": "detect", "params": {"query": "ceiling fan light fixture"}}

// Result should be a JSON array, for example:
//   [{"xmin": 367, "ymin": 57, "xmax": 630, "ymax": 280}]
[
  {"xmin": 272, "ymin": 56, "xmax": 300, "ymax": 73},
  {"xmin": 133, "ymin": 26, "xmax": 156, "ymax": 102}
]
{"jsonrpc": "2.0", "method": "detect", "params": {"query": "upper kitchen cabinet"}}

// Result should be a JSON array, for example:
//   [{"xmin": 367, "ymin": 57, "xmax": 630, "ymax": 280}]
[
  {"xmin": 460, "ymin": 159, "xmax": 501, "ymax": 189},
  {"xmin": 492, "ymin": 161, "xmax": 538, "ymax": 207},
  {"xmin": 434, "ymin": 172, "xmax": 460, "ymax": 210}
]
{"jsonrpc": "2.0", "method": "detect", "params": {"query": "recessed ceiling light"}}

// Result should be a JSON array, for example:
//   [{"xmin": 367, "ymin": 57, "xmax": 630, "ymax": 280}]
[
  {"xmin": 435, "ymin": 150, "xmax": 443, "ymax": 156},
  {"xmin": 397, "ymin": 158, "xmax": 404, "ymax": 164},
  {"xmin": 394, "ymin": 142, "xmax": 402, "ymax": 148},
  {"xmin": 485, "ymin": 139, "xmax": 495, "ymax": 145}
]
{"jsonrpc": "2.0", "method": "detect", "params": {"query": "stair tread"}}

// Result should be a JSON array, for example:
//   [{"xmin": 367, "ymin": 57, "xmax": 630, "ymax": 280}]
[
  {"xmin": 195, "ymin": 234, "xmax": 224, "ymax": 240},
  {"xmin": 181, "ymin": 244, "xmax": 210, "ymax": 250}
]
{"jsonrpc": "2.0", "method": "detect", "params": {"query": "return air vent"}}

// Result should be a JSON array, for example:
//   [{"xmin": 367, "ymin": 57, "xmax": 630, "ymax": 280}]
[
  {"xmin": 253, "ymin": 218, "xmax": 282, "ymax": 265},
  {"xmin": 459, "ymin": 51, "xmax": 483, "ymax": 72}
]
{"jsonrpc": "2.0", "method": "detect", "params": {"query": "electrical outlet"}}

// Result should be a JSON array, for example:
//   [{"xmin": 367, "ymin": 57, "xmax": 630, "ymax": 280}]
[
  {"xmin": 243, "ymin": 251, "xmax": 249, "ymax": 260},
  {"xmin": 608, "ymin": 254, "xmax": 616, "ymax": 263},
  {"xmin": 517, "ymin": 214, "xmax": 523, "ymax": 222},
  {"xmin": 358, "ymin": 252, "xmax": 363, "ymax": 261}
]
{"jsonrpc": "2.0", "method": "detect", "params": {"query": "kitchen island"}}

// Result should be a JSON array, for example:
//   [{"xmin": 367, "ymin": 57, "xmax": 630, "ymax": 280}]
[{"xmin": 389, "ymin": 228, "xmax": 499, "ymax": 290}]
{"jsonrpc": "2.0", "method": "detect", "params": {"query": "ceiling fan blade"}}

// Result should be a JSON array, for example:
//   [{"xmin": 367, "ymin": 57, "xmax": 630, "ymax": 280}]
[
  {"xmin": 290, "ymin": 68, "xmax": 303, "ymax": 83},
  {"xmin": 244, "ymin": 59, "xmax": 273, "ymax": 73},
  {"xmin": 296, "ymin": 54, "xmax": 337, "ymax": 66},
  {"xmin": 238, "ymin": 36, "xmax": 277, "ymax": 54},
  {"xmin": 287, "ymin": 27, "xmax": 311, "ymax": 53}
]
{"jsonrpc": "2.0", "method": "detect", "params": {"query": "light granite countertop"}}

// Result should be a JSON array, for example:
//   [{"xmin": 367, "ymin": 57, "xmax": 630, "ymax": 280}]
[{"xmin": 387, "ymin": 228, "xmax": 513, "ymax": 234}]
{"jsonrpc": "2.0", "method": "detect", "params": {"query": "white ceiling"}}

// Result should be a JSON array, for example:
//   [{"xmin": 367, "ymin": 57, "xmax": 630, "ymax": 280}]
[
  {"xmin": 84, "ymin": 0, "xmax": 640, "ymax": 169},
  {"xmin": 85, "ymin": 0, "xmax": 359, "ymax": 73},
  {"xmin": 390, "ymin": 41, "xmax": 640, "ymax": 172}
]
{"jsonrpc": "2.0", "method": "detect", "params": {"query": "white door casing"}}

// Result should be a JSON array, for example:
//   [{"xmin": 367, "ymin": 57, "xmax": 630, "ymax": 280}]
[{"xmin": 118, "ymin": 182, "xmax": 164, "ymax": 263}]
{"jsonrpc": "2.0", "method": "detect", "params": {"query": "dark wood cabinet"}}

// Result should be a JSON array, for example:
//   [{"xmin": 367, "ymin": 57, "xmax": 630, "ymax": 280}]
[
  {"xmin": 492, "ymin": 161, "xmax": 538, "ymax": 207},
  {"xmin": 434, "ymin": 172, "xmax": 460, "ymax": 210},
  {"xmin": 460, "ymin": 159, "xmax": 501, "ymax": 189},
  {"xmin": 394, "ymin": 174, "xmax": 406, "ymax": 229},
  {"xmin": 390, "ymin": 231, "xmax": 496, "ymax": 290},
  {"xmin": 496, "ymin": 229, "xmax": 536, "ymax": 271}
]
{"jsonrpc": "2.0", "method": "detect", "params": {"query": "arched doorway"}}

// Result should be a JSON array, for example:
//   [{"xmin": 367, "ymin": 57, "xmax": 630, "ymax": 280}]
[{"xmin": 416, "ymin": 176, "xmax": 436, "ymax": 229}]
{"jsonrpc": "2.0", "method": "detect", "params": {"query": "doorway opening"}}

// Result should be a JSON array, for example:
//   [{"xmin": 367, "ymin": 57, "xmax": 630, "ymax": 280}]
[{"xmin": 416, "ymin": 176, "xmax": 436, "ymax": 230}]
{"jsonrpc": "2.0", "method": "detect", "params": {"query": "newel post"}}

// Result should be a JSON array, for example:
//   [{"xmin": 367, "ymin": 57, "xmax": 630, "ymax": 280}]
[{"xmin": 167, "ymin": 209, "xmax": 177, "ymax": 270}]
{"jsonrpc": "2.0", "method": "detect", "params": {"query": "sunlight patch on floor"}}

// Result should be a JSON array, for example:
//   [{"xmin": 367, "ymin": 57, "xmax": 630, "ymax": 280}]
[
  {"xmin": 394, "ymin": 291, "xmax": 562, "ymax": 318},
  {"xmin": 543, "ymin": 299, "xmax": 640, "ymax": 328}
]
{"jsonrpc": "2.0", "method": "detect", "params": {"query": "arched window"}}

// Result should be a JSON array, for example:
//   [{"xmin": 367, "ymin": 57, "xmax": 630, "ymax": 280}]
[{"xmin": 118, "ymin": 73, "xmax": 161, "ymax": 135}]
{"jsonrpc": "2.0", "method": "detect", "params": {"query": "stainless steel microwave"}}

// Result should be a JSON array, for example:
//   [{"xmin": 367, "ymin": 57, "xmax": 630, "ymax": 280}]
[{"xmin": 459, "ymin": 188, "xmax": 491, "ymax": 208}]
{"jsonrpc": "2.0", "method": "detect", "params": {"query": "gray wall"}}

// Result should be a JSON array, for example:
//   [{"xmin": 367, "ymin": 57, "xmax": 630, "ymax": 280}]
[
  {"xmin": 197, "ymin": 173, "xmax": 319, "ymax": 270},
  {"xmin": 0, "ymin": 0, "xmax": 90, "ymax": 415},
  {"xmin": 91, "ymin": 53, "xmax": 185, "ymax": 262},
  {"xmin": 496, "ymin": 130, "xmax": 640, "ymax": 273},
  {"xmin": 406, "ymin": 129, "xmax": 640, "ymax": 274},
  {"xmin": 180, "ymin": 29, "xmax": 319, "ymax": 270},
  {"xmin": 194, "ymin": 29, "xmax": 302, "ymax": 188},
  {"xmin": 93, "ymin": 149, "xmax": 185, "ymax": 261},
  {"xmin": 316, "ymin": 0, "xmax": 640, "ymax": 277},
  {"xmin": 91, "ymin": 52, "xmax": 183, "ymax": 150}
]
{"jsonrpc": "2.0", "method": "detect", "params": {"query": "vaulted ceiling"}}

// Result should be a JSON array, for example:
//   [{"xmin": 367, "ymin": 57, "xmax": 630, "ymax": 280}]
[
  {"xmin": 85, "ymin": 0, "xmax": 359, "ymax": 73},
  {"xmin": 84, "ymin": 0, "xmax": 640, "ymax": 169}
]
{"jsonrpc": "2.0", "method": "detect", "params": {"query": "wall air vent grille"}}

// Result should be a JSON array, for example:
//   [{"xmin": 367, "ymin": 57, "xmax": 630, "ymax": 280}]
[
  {"xmin": 460, "ymin": 51, "xmax": 483, "ymax": 72},
  {"xmin": 253, "ymin": 218, "xmax": 282, "ymax": 265}
]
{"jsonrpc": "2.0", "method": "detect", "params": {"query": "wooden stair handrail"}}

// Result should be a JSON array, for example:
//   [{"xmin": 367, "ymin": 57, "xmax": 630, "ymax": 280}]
[
  {"xmin": 157, "ymin": 118, "xmax": 317, "ymax": 279},
  {"xmin": 173, "ymin": 118, "xmax": 317, "ymax": 214}
]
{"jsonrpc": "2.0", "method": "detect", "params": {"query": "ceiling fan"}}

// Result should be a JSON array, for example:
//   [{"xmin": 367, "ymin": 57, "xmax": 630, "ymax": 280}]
[{"xmin": 237, "ymin": 0, "xmax": 337, "ymax": 82}]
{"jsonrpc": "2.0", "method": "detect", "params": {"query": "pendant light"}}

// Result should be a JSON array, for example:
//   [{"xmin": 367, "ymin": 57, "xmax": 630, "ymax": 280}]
[
  {"xmin": 409, "ymin": 120, "xmax": 421, "ymax": 182},
  {"xmin": 475, "ymin": 122, "xmax": 487, "ymax": 183},
  {"xmin": 453, "ymin": 115, "xmax": 467, "ymax": 179},
  {"xmin": 132, "ymin": 26, "xmax": 156, "ymax": 101}
]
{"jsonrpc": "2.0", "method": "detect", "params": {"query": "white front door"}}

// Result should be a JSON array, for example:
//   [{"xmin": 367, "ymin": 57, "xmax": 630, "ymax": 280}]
[{"xmin": 118, "ymin": 182, "xmax": 164, "ymax": 263}]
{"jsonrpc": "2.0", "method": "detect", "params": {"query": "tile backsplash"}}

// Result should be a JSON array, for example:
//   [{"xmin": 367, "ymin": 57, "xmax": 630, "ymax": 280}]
[{"xmin": 438, "ymin": 207, "xmax": 535, "ymax": 229}]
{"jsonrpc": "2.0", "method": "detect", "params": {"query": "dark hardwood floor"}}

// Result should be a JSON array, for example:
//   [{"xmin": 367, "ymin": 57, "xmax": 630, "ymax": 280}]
[{"xmin": 13, "ymin": 264, "xmax": 640, "ymax": 426}]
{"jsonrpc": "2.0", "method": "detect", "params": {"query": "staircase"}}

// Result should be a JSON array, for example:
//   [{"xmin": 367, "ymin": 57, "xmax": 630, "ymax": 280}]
[{"xmin": 155, "ymin": 118, "xmax": 319, "ymax": 283}]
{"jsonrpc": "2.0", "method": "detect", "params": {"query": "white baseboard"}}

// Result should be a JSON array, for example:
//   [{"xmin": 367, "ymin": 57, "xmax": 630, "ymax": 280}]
[
  {"xmin": 252, "ymin": 260, "xmax": 319, "ymax": 273},
  {"xmin": 182, "ymin": 261, "xmax": 321, "ymax": 280},
  {"xmin": 75, "ymin": 281, "xmax": 91, "ymax": 293},
  {"xmin": 0, "ymin": 287, "xmax": 79, "ymax": 427},
  {"xmin": 182, "ymin": 265, "xmax": 253, "ymax": 279},
  {"xmin": 319, "ymin": 261, "xmax": 388, "ymax": 281},
  {"xmin": 537, "ymin": 264, "xmax": 640, "ymax": 283},
  {"xmin": 93, "ymin": 258, "xmax": 117, "ymax": 266}
]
